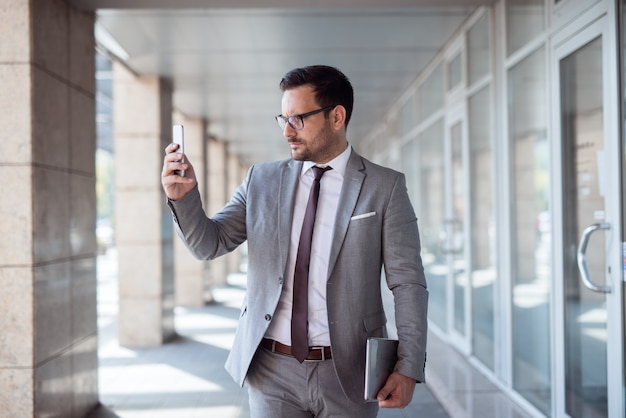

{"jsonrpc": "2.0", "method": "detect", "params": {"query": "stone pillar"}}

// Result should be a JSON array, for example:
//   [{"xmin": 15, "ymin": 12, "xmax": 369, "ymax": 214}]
[
  {"xmin": 114, "ymin": 62, "xmax": 175, "ymax": 346},
  {"xmin": 172, "ymin": 113, "xmax": 211, "ymax": 306},
  {"xmin": 0, "ymin": 1, "xmax": 98, "ymax": 416},
  {"xmin": 207, "ymin": 138, "xmax": 229, "ymax": 285}
]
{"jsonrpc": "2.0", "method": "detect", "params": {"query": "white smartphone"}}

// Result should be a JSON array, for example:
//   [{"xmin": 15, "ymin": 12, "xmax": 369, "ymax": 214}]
[{"xmin": 172, "ymin": 124, "xmax": 185, "ymax": 177}]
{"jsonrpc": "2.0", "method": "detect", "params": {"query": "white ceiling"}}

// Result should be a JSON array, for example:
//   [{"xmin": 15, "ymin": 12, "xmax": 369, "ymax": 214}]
[{"xmin": 73, "ymin": 0, "xmax": 491, "ymax": 165}]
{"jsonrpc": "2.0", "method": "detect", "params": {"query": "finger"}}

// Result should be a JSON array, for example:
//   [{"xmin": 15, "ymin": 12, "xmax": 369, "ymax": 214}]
[
  {"xmin": 162, "ymin": 156, "xmax": 186, "ymax": 177},
  {"xmin": 379, "ymin": 399, "xmax": 401, "ymax": 408},
  {"xmin": 164, "ymin": 151, "xmax": 185, "ymax": 163},
  {"xmin": 161, "ymin": 172, "xmax": 195, "ymax": 190},
  {"xmin": 161, "ymin": 158, "xmax": 182, "ymax": 177},
  {"xmin": 379, "ymin": 385, "xmax": 414, "ymax": 409},
  {"xmin": 163, "ymin": 163, "xmax": 190, "ymax": 179},
  {"xmin": 377, "ymin": 379, "xmax": 410, "ymax": 408},
  {"xmin": 165, "ymin": 142, "xmax": 181, "ymax": 153},
  {"xmin": 162, "ymin": 160, "xmax": 177, "ymax": 177},
  {"xmin": 378, "ymin": 390, "xmax": 405, "ymax": 408},
  {"xmin": 376, "ymin": 385, "xmax": 392, "ymax": 403}
]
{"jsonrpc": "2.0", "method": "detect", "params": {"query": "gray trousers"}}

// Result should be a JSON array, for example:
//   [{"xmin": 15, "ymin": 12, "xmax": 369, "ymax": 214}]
[{"xmin": 245, "ymin": 346, "xmax": 378, "ymax": 418}]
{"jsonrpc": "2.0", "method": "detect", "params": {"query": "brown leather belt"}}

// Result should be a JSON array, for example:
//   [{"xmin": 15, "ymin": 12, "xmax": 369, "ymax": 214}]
[{"xmin": 261, "ymin": 338, "xmax": 332, "ymax": 362}]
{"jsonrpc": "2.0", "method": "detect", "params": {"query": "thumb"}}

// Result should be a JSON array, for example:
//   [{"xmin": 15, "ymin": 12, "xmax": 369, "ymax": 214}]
[{"xmin": 376, "ymin": 383, "xmax": 392, "ymax": 402}]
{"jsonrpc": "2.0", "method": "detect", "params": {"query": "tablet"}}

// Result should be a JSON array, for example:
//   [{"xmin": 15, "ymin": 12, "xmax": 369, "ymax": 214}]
[{"xmin": 364, "ymin": 337, "xmax": 398, "ymax": 401}]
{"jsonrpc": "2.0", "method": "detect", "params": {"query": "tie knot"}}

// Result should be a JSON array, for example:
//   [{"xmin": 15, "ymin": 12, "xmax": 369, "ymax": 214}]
[{"xmin": 312, "ymin": 166, "xmax": 332, "ymax": 181}]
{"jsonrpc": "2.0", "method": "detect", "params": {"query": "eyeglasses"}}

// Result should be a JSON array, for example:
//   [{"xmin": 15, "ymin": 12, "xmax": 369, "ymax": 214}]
[{"xmin": 275, "ymin": 105, "xmax": 335, "ymax": 131}]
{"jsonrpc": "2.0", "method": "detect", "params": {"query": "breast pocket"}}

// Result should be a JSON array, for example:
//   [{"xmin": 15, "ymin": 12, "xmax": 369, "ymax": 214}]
[{"xmin": 349, "ymin": 211, "xmax": 378, "ymax": 228}]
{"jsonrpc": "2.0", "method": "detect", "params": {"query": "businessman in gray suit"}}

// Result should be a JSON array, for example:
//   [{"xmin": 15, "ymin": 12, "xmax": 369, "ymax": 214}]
[{"xmin": 162, "ymin": 65, "xmax": 428, "ymax": 418}]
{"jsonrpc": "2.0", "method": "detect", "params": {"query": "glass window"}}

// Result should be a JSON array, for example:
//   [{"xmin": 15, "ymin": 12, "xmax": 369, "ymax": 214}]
[
  {"xmin": 448, "ymin": 52, "xmax": 463, "ymax": 90},
  {"xmin": 400, "ymin": 93, "xmax": 417, "ymax": 137},
  {"xmin": 449, "ymin": 121, "xmax": 466, "ymax": 336},
  {"xmin": 387, "ymin": 114, "xmax": 399, "ymax": 146},
  {"xmin": 508, "ymin": 47, "xmax": 551, "ymax": 416},
  {"xmin": 401, "ymin": 139, "xmax": 418, "ymax": 203},
  {"xmin": 468, "ymin": 12, "xmax": 491, "ymax": 85},
  {"xmin": 506, "ymin": 0, "xmax": 545, "ymax": 56},
  {"xmin": 419, "ymin": 120, "xmax": 446, "ymax": 330},
  {"xmin": 418, "ymin": 63, "xmax": 444, "ymax": 123},
  {"xmin": 469, "ymin": 86, "xmax": 495, "ymax": 371}
]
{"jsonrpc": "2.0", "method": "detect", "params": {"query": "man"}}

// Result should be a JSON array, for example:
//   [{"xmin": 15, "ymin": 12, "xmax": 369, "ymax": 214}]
[{"xmin": 161, "ymin": 65, "xmax": 428, "ymax": 418}]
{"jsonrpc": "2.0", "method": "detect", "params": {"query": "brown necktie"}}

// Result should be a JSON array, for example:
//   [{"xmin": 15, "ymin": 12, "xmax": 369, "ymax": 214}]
[{"xmin": 291, "ymin": 165, "xmax": 331, "ymax": 362}]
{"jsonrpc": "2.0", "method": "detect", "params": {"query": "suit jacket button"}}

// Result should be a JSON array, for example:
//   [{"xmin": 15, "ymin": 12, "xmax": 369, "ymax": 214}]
[
  {"xmin": 265, "ymin": 314, "xmax": 272, "ymax": 321},
  {"xmin": 278, "ymin": 277, "xmax": 284, "ymax": 285}
]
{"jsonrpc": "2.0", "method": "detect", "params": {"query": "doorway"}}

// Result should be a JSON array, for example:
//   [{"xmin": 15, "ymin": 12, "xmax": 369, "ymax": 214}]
[{"xmin": 552, "ymin": 13, "xmax": 624, "ymax": 418}]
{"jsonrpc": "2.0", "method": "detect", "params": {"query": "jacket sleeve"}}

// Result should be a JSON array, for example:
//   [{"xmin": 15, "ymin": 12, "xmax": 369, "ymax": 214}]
[
  {"xmin": 382, "ymin": 172, "xmax": 428, "ymax": 383},
  {"xmin": 167, "ymin": 169, "xmax": 250, "ymax": 260}
]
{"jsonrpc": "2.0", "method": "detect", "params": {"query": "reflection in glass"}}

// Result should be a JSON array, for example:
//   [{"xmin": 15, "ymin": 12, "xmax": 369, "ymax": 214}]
[
  {"xmin": 448, "ymin": 53, "xmax": 462, "ymax": 91},
  {"xmin": 400, "ymin": 93, "xmax": 417, "ymax": 137},
  {"xmin": 420, "ymin": 120, "xmax": 446, "ymax": 330},
  {"xmin": 561, "ymin": 36, "xmax": 608, "ymax": 418},
  {"xmin": 419, "ymin": 64, "xmax": 444, "ymax": 123},
  {"xmin": 508, "ymin": 47, "xmax": 551, "ymax": 415},
  {"xmin": 450, "ymin": 122, "xmax": 466, "ymax": 336},
  {"xmin": 401, "ymin": 139, "xmax": 418, "ymax": 204},
  {"xmin": 469, "ymin": 86, "xmax": 495, "ymax": 371},
  {"xmin": 506, "ymin": 0, "xmax": 545, "ymax": 56},
  {"xmin": 468, "ymin": 12, "xmax": 490, "ymax": 85}
]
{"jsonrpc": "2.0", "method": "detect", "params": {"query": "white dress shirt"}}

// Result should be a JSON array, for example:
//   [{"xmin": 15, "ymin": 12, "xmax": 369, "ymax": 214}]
[{"xmin": 265, "ymin": 145, "xmax": 352, "ymax": 347}]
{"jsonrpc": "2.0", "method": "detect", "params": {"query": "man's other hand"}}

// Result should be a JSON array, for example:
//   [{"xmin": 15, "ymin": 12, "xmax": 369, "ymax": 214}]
[{"xmin": 377, "ymin": 372, "xmax": 416, "ymax": 409}]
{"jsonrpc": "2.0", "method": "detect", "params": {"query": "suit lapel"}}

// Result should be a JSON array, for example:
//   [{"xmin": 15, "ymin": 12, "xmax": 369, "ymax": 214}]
[
  {"xmin": 278, "ymin": 159, "xmax": 302, "ymax": 274},
  {"xmin": 327, "ymin": 151, "xmax": 366, "ymax": 277}
]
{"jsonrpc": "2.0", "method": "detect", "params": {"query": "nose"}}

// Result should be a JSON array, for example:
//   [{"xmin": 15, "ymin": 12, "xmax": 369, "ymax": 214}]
[{"xmin": 282, "ymin": 122, "xmax": 296, "ymax": 138}]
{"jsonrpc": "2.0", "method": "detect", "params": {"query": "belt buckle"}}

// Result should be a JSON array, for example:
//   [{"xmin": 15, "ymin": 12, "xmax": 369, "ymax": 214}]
[{"xmin": 304, "ymin": 346, "xmax": 327, "ymax": 362}]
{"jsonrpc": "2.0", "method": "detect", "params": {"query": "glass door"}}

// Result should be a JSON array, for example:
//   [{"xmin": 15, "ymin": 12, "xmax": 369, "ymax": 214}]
[
  {"xmin": 444, "ymin": 108, "xmax": 470, "ymax": 352},
  {"xmin": 419, "ymin": 120, "xmax": 447, "ymax": 332},
  {"xmin": 553, "ymin": 15, "xmax": 624, "ymax": 418}
]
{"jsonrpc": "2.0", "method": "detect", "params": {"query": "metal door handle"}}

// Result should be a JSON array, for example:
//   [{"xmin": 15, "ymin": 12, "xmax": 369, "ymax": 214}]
[{"xmin": 576, "ymin": 222, "xmax": 611, "ymax": 293}]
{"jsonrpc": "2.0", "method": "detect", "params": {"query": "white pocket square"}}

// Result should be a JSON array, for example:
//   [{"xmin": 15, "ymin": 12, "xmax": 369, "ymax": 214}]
[{"xmin": 350, "ymin": 211, "xmax": 376, "ymax": 220}]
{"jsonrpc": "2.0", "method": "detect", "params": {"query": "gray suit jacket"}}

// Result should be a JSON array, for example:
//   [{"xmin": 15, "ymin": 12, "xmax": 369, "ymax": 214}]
[{"xmin": 168, "ymin": 149, "xmax": 428, "ymax": 403}]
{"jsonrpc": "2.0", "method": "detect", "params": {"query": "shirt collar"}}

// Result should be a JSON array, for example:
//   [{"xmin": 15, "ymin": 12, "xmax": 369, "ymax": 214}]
[{"xmin": 301, "ymin": 145, "xmax": 352, "ymax": 178}]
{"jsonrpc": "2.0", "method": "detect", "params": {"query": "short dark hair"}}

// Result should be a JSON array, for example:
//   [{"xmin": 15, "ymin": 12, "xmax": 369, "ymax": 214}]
[{"xmin": 279, "ymin": 65, "xmax": 354, "ymax": 128}]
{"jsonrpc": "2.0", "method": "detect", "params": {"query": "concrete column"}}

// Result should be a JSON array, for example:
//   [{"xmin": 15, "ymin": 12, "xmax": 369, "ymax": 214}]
[
  {"xmin": 114, "ymin": 62, "xmax": 175, "ymax": 346},
  {"xmin": 0, "ymin": 1, "xmax": 98, "ymax": 416},
  {"xmin": 207, "ymin": 138, "xmax": 228, "ymax": 285},
  {"xmin": 172, "ymin": 113, "xmax": 211, "ymax": 306}
]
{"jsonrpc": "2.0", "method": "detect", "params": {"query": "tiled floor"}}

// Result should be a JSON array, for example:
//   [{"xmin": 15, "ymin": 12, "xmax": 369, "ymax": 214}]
[{"xmin": 87, "ymin": 248, "xmax": 532, "ymax": 418}]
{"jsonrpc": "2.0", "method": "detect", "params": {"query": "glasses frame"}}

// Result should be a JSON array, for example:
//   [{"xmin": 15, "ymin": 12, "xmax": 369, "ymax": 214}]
[{"xmin": 275, "ymin": 105, "xmax": 335, "ymax": 131}]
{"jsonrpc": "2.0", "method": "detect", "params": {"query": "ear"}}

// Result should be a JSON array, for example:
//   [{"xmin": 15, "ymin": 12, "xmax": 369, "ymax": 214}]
[{"xmin": 330, "ymin": 105, "xmax": 347, "ymax": 131}]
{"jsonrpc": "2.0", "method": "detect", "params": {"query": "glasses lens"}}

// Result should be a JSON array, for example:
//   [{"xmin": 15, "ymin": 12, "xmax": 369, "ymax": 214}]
[
  {"xmin": 288, "ymin": 115, "xmax": 304, "ymax": 130},
  {"xmin": 276, "ymin": 116, "xmax": 287, "ymax": 129}
]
